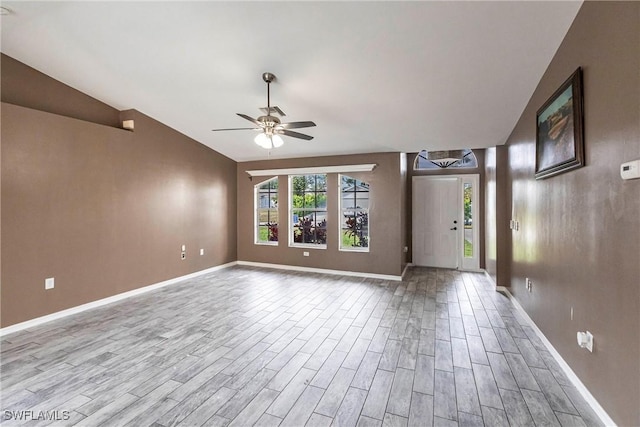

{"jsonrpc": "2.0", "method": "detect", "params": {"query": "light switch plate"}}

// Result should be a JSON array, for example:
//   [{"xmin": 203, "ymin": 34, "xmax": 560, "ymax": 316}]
[{"xmin": 45, "ymin": 277, "xmax": 55, "ymax": 290}]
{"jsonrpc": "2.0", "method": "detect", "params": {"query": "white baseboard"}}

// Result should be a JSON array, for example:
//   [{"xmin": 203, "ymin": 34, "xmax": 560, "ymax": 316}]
[
  {"xmin": 237, "ymin": 260, "xmax": 403, "ymax": 281},
  {"xmin": 499, "ymin": 286, "xmax": 616, "ymax": 427},
  {"xmin": 0, "ymin": 261, "xmax": 238, "ymax": 337}
]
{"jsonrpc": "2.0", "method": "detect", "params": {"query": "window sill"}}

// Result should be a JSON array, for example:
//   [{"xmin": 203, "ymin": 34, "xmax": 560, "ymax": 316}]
[
  {"xmin": 255, "ymin": 241, "xmax": 278, "ymax": 246},
  {"xmin": 289, "ymin": 243, "xmax": 327, "ymax": 250},
  {"xmin": 339, "ymin": 248, "xmax": 370, "ymax": 253}
]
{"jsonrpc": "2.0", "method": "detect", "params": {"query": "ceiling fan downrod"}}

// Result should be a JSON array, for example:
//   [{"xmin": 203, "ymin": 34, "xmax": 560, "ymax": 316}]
[{"xmin": 263, "ymin": 72, "xmax": 275, "ymax": 119}]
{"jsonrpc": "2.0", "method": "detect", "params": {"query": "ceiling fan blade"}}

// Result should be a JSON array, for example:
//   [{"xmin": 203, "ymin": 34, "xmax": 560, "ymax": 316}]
[
  {"xmin": 236, "ymin": 113, "xmax": 263, "ymax": 126},
  {"xmin": 277, "ymin": 121, "xmax": 316, "ymax": 130},
  {"xmin": 211, "ymin": 127, "xmax": 259, "ymax": 132},
  {"xmin": 277, "ymin": 129, "xmax": 314, "ymax": 141}
]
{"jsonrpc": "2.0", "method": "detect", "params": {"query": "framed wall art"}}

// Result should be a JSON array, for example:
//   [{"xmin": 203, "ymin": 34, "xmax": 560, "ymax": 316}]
[{"xmin": 535, "ymin": 67, "xmax": 585, "ymax": 179}]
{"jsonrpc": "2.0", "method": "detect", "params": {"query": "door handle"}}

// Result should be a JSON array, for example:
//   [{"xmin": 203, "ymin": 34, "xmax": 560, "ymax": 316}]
[{"xmin": 450, "ymin": 227, "xmax": 457, "ymax": 230}]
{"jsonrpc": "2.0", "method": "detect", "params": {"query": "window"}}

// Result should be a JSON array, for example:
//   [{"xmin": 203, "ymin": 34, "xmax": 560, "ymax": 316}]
[
  {"xmin": 460, "ymin": 174, "xmax": 480, "ymax": 271},
  {"xmin": 340, "ymin": 175, "xmax": 369, "ymax": 251},
  {"xmin": 463, "ymin": 182, "xmax": 473, "ymax": 258},
  {"xmin": 255, "ymin": 177, "xmax": 278, "ymax": 244},
  {"xmin": 290, "ymin": 174, "xmax": 327, "ymax": 247},
  {"xmin": 414, "ymin": 149, "xmax": 478, "ymax": 170}
]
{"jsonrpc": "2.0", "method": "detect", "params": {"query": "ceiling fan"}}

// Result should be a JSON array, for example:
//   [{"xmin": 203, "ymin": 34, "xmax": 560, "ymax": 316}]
[{"xmin": 212, "ymin": 72, "xmax": 316, "ymax": 149}]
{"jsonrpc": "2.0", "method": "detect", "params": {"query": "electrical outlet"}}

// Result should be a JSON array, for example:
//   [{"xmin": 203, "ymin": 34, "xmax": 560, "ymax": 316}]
[
  {"xmin": 200, "ymin": 249, "xmax": 204, "ymax": 256},
  {"xmin": 525, "ymin": 278, "xmax": 532, "ymax": 292},
  {"xmin": 570, "ymin": 307, "xmax": 574, "ymax": 320},
  {"xmin": 303, "ymin": 251, "xmax": 310, "ymax": 257},
  {"xmin": 577, "ymin": 331, "xmax": 594, "ymax": 352},
  {"xmin": 45, "ymin": 277, "xmax": 55, "ymax": 290},
  {"xmin": 181, "ymin": 252, "xmax": 186, "ymax": 260}
]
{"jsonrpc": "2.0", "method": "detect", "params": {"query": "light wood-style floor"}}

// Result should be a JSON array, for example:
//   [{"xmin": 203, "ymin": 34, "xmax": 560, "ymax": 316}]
[{"xmin": 1, "ymin": 266, "xmax": 603, "ymax": 426}]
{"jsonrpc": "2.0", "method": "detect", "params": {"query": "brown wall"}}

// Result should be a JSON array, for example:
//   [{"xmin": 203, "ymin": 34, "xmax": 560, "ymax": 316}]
[
  {"xmin": 484, "ymin": 146, "xmax": 510, "ymax": 286},
  {"xmin": 237, "ymin": 153, "xmax": 404, "ymax": 277},
  {"xmin": 406, "ymin": 150, "xmax": 486, "ymax": 269},
  {"xmin": 1, "ymin": 59, "xmax": 237, "ymax": 327},
  {"xmin": 500, "ymin": 2, "xmax": 640, "ymax": 424},
  {"xmin": 399, "ymin": 153, "xmax": 409, "ymax": 271},
  {"xmin": 1, "ymin": 54, "xmax": 121, "ymax": 128}
]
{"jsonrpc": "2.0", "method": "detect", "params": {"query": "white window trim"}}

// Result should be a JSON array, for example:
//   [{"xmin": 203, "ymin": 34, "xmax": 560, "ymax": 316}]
[
  {"xmin": 291, "ymin": 242, "xmax": 327, "ymax": 250},
  {"xmin": 288, "ymin": 175, "xmax": 328, "ymax": 249},
  {"xmin": 255, "ymin": 241, "xmax": 278, "ymax": 246},
  {"xmin": 247, "ymin": 164, "xmax": 376, "ymax": 177},
  {"xmin": 338, "ymin": 174, "xmax": 370, "ymax": 253},
  {"xmin": 254, "ymin": 177, "xmax": 279, "ymax": 246}
]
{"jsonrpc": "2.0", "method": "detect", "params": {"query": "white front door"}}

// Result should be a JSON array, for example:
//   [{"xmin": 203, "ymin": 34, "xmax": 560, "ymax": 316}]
[{"xmin": 412, "ymin": 177, "xmax": 460, "ymax": 268}]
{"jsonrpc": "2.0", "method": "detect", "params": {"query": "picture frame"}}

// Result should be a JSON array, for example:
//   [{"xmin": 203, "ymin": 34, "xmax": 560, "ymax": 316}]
[{"xmin": 535, "ymin": 67, "xmax": 584, "ymax": 179}]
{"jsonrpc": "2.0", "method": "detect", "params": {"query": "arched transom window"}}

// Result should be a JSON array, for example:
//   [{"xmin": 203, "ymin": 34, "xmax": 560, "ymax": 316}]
[{"xmin": 414, "ymin": 149, "xmax": 478, "ymax": 170}]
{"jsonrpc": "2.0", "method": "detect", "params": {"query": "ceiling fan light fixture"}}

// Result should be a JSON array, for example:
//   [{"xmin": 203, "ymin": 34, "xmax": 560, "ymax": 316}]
[
  {"xmin": 254, "ymin": 133, "xmax": 271, "ymax": 149},
  {"xmin": 254, "ymin": 133, "xmax": 284, "ymax": 149},
  {"xmin": 272, "ymin": 134, "xmax": 284, "ymax": 148}
]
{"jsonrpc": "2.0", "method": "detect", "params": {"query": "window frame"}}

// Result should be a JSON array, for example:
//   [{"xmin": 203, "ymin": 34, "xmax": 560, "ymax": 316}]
[
  {"xmin": 414, "ymin": 149, "xmax": 478, "ymax": 171},
  {"xmin": 338, "ymin": 174, "xmax": 370, "ymax": 253},
  {"xmin": 459, "ymin": 174, "xmax": 480, "ymax": 271},
  {"xmin": 254, "ymin": 176, "xmax": 279, "ymax": 246},
  {"xmin": 288, "ymin": 174, "xmax": 328, "ymax": 249}
]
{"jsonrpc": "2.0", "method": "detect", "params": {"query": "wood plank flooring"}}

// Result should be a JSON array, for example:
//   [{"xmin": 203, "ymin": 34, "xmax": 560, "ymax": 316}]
[{"xmin": 1, "ymin": 266, "xmax": 603, "ymax": 426}]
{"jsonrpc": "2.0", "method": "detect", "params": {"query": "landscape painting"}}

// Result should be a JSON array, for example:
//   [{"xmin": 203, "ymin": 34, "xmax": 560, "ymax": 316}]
[{"xmin": 535, "ymin": 67, "xmax": 584, "ymax": 179}]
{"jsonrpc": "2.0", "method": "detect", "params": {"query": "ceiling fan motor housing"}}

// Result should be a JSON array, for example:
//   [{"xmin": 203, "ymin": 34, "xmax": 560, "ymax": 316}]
[{"xmin": 257, "ymin": 115, "xmax": 281, "ymax": 127}]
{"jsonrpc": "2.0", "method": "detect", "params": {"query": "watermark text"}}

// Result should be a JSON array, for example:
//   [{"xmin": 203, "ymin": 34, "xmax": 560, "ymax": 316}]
[{"xmin": 3, "ymin": 410, "xmax": 71, "ymax": 421}]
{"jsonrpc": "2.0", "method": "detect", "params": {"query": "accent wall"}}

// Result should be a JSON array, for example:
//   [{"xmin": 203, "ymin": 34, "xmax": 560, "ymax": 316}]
[
  {"xmin": 491, "ymin": 2, "xmax": 640, "ymax": 424},
  {"xmin": 1, "ymin": 56, "xmax": 238, "ymax": 327}
]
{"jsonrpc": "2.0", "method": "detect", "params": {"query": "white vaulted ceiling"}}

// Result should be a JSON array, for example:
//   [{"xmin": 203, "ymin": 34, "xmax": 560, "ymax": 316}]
[{"xmin": 0, "ymin": 1, "xmax": 582, "ymax": 161}]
